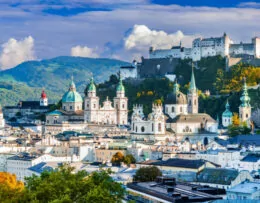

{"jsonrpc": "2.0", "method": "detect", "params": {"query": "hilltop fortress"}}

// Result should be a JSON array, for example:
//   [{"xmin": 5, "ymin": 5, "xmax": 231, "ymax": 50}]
[{"xmin": 149, "ymin": 33, "xmax": 260, "ymax": 61}]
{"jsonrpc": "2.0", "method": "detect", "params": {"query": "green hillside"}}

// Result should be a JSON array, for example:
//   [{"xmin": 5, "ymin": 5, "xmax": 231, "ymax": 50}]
[{"xmin": 0, "ymin": 56, "xmax": 129, "ymax": 106}]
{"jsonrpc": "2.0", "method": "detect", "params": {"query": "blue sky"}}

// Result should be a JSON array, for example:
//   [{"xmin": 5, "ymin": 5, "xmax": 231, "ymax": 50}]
[{"xmin": 0, "ymin": 0, "xmax": 260, "ymax": 69}]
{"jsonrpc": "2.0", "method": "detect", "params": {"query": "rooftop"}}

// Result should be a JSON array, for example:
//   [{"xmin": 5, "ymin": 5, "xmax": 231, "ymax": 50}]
[
  {"xmin": 227, "ymin": 182, "xmax": 260, "ymax": 194},
  {"xmin": 241, "ymin": 154, "xmax": 260, "ymax": 163},
  {"xmin": 127, "ymin": 178, "xmax": 221, "ymax": 203}
]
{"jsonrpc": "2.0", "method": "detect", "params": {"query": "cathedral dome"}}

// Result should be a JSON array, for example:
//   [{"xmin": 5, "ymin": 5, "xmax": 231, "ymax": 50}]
[
  {"xmin": 116, "ymin": 77, "xmax": 125, "ymax": 92},
  {"xmin": 165, "ymin": 92, "xmax": 187, "ymax": 105},
  {"xmin": 62, "ymin": 91, "xmax": 83, "ymax": 103},
  {"xmin": 62, "ymin": 79, "xmax": 83, "ymax": 103}
]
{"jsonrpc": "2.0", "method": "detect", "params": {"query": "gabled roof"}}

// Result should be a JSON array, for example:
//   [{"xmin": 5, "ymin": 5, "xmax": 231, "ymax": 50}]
[
  {"xmin": 241, "ymin": 154, "xmax": 260, "ymax": 163},
  {"xmin": 168, "ymin": 113, "xmax": 216, "ymax": 123}
]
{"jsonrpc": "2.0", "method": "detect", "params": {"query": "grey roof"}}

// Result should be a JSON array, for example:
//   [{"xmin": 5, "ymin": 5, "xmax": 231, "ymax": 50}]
[
  {"xmin": 229, "ymin": 135, "xmax": 260, "ymax": 146},
  {"xmin": 168, "ymin": 113, "xmax": 216, "ymax": 123},
  {"xmin": 8, "ymin": 153, "xmax": 40, "ymax": 161},
  {"xmin": 197, "ymin": 168, "xmax": 239, "ymax": 185},
  {"xmin": 139, "ymin": 158, "xmax": 206, "ymax": 169},
  {"xmin": 28, "ymin": 162, "xmax": 55, "ymax": 173},
  {"xmin": 241, "ymin": 154, "xmax": 260, "ymax": 163},
  {"xmin": 165, "ymin": 91, "xmax": 187, "ymax": 105}
]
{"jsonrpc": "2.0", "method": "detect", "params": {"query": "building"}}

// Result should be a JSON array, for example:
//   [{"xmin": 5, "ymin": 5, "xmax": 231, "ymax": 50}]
[
  {"xmin": 127, "ymin": 177, "xmax": 222, "ymax": 203},
  {"xmin": 45, "ymin": 79, "xmax": 85, "ymax": 133},
  {"xmin": 239, "ymin": 78, "xmax": 251, "ymax": 125},
  {"xmin": 195, "ymin": 168, "xmax": 253, "ymax": 189},
  {"xmin": 165, "ymin": 69, "xmax": 218, "ymax": 137},
  {"xmin": 149, "ymin": 33, "xmax": 260, "ymax": 61},
  {"xmin": 239, "ymin": 154, "xmax": 260, "ymax": 172},
  {"xmin": 227, "ymin": 181, "xmax": 260, "ymax": 200},
  {"xmin": 137, "ymin": 158, "xmax": 217, "ymax": 174},
  {"xmin": 84, "ymin": 77, "xmax": 128, "ymax": 125},
  {"xmin": 120, "ymin": 61, "xmax": 138, "ymax": 79},
  {"xmin": 3, "ymin": 90, "xmax": 51, "ymax": 118},
  {"xmin": 131, "ymin": 104, "xmax": 165, "ymax": 135},
  {"xmin": 222, "ymin": 100, "xmax": 233, "ymax": 127}
]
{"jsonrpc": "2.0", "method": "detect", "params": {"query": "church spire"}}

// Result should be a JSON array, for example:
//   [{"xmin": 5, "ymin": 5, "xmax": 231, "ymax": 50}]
[
  {"xmin": 225, "ymin": 99, "xmax": 230, "ymax": 110},
  {"xmin": 189, "ymin": 63, "xmax": 197, "ymax": 93},
  {"xmin": 88, "ymin": 77, "xmax": 96, "ymax": 92},
  {"xmin": 69, "ymin": 76, "xmax": 76, "ymax": 91},
  {"xmin": 116, "ymin": 74, "xmax": 125, "ymax": 92},
  {"xmin": 240, "ymin": 77, "xmax": 251, "ymax": 107}
]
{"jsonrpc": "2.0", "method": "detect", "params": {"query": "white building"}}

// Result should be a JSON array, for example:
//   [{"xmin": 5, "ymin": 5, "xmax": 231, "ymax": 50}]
[
  {"xmin": 149, "ymin": 33, "xmax": 260, "ymax": 61},
  {"xmin": 0, "ymin": 105, "xmax": 5, "ymax": 128},
  {"xmin": 120, "ymin": 61, "xmax": 138, "ymax": 79},
  {"xmin": 222, "ymin": 100, "xmax": 233, "ymax": 127},
  {"xmin": 238, "ymin": 154, "xmax": 260, "ymax": 172},
  {"xmin": 84, "ymin": 77, "xmax": 128, "ymax": 125},
  {"xmin": 131, "ymin": 104, "xmax": 165, "ymax": 135},
  {"xmin": 227, "ymin": 182, "xmax": 260, "ymax": 200},
  {"xmin": 165, "ymin": 68, "xmax": 218, "ymax": 135},
  {"xmin": 7, "ymin": 153, "xmax": 79, "ymax": 181}
]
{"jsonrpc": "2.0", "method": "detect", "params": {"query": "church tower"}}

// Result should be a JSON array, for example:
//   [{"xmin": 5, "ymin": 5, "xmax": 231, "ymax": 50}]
[
  {"xmin": 84, "ymin": 77, "xmax": 99, "ymax": 123},
  {"xmin": 40, "ymin": 90, "xmax": 48, "ymax": 106},
  {"xmin": 113, "ymin": 76, "xmax": 128, "ymax": 125},
  {"xmin": 222, "ymin": 100, "xmax": 233, "ymax": 127},
  {"xmin": 187, "ymin": 66, "xmax": 198, "ymax": 114},
  {"xmin": 239, "ymin": 78, "xmax": 251, "ymax": 124}
]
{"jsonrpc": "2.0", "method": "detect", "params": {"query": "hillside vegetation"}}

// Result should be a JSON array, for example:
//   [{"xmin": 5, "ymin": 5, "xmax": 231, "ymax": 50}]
[{"xmin": 0, "ymin": 56, "xmax": 129, "ymax": 106}]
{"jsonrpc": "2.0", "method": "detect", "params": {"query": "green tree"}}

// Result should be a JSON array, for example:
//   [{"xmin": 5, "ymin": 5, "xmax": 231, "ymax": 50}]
[
  {"xmin": 123, "ymin": 154, "xmax": 136, "ymax": 165},
  {"xmin": 20, "ymin": 165, "xmax": 125, "ymax": 203},
  {"xmin": 134, "ymin": 166, "xmax": 162, "ymax": 182}
]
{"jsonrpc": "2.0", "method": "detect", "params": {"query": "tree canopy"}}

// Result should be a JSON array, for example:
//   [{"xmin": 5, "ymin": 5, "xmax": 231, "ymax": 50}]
[
  {"xmin": 1, "ymin": 165, "xmax": 125, "ymax": 203},
  {"xmin": 134, "ymin": 166, "xmax": 162, "ymax": 182}
]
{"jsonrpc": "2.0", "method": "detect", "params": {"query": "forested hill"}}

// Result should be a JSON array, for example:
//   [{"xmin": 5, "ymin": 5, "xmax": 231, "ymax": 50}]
[{"xmin": 0, "ymin": 56, "xmax": 129, "ymax": 106}]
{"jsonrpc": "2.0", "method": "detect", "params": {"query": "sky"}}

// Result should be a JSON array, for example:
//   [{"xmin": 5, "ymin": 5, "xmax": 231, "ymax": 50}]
[{"xmin": 0, "ymin": 0, "xmax": 260, "ymax": 69}]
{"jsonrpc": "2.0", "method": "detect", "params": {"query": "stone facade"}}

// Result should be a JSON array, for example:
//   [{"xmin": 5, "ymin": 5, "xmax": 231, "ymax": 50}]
[
  {"xmin": 131, "ymin": 104, "xmax": 165, "ymax": 135},
  {"xmin": 149, "ymin": 33, "xmax": 260, "ymax": 61}
]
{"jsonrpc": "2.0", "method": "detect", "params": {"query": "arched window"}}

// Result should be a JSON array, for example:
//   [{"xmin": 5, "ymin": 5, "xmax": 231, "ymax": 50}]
[
  {"xmin": 189, "ymin": 100, "xmax": 191, "ymax": 106},
  {"xmin": 246, "ymin": 114, "xmax": 248, "ymax": 118},
  {"xmin": 152, "ymin": 123, "xmax": 154, "ymax": 132},
  {"xmin": 70, "ymin": 106, "xmax": 72, "ymax": 110},
  {"xmin": 94, "ymin": 103, "xmax": 96, "ymax": 108},
  {"xmin": 180, "ymin": 106, "xmax": 183, "ymax": 112},
  {"xmin": 158, "ymin": 123, "xmax": 162, "ymax": 132},
  {"xmin": 141, "ymin": 126, "xmax": 145, "ymax": 132},
  {"xmin": 194, "ymin": 99, "xmax": 197, "ymax": 105},
  {"xmin": 172, "ymin": 106, "xmax": 175, "ymax": 113},
  {"xmin": 133, "ymin": 123, "xmax": 134, "ymax": 130},
  {"xmin": 122, "ymin": 104, "xmax": 125, "ymax": 109},
  {"xmin": 136, "ymin": 126, "xmax": 138, "ymax": 132}
]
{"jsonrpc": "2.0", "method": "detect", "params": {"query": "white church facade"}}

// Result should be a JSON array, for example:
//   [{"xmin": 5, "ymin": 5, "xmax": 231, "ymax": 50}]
[
  {"xmin": 131, "ymin": 104, "xmax": 165, "ymax": 135},
  {"xmin": 165, "ymin": 68, "xmax": 218, "ymax": 135}
]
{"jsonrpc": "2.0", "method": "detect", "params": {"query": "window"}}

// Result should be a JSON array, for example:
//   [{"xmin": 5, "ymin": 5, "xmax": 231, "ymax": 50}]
[
  {"xmin": 136, "ymin": 126, "xmax": 138, "ymax": 132},
  {"xmin": 122, "ymin": 104, "xmax": 125, "ymax": 109},
  {"xmin": 246, "ymin": 114, "xmax": 248, "ymax": 118},
  {"xmin": 166, "ymin": 107, "xmax": 168, "ymax": 113},
  {"xmin": 158, "ymin": 123, "xmax": 162, "ymax": 132},
  {"xmin": 70, "ymin": 106, "xmax": 72, "ymax": 110},
  {"xmin": 94, "ymin": 103, "xmax": 96, "ymax": 108},
  {"xmin": 180, "ymin": 106, "xmax": 183, "ymax": 112},
  {"xmin": 194, "ymin": 99, "xmax": 197, "ymax": 105},
  {"xmin": 141, "ymin": 126, "xmax": 145, "ymax": 132},
  {"xmin": 172, "ymin": 106, "xmax": 175, "ymax": 113},
  {"xmin": 152, "ymin": 123, "xmax": 154, "ymax": 132},
  {"xmin": 63, "ymin": 106, "xmax": 66, "ymax": 110}
]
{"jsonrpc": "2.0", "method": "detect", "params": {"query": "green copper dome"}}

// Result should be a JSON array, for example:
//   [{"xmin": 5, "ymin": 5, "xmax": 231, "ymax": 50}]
[
  {"xmin": 240, "ymin": 78, "xmax": 251, "ymax": 107},
  {"xmin": 173, "ymin": 80, "xmax": 179, "ymax": 94},
  {"xmin": 222, "ymin": 100, "xmax": 232, "ymax": 117},
  {"xmin": 87, "ymin": 77, "xmax": 96, "ymax": 91},
  {"xmin": 116, "ymin": 77, "xmax": 125, "ymax": 92},
  {"xmin": 62, "ymin": 80, "xmax": 83, "ymax": 103}
]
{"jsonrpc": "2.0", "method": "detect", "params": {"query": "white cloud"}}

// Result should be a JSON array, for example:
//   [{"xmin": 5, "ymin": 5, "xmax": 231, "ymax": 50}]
[
  {"xmin": 238, "ymin": 2, "xmax": 260, "ymax": 8},
  {"xmin": 0, "ymin": 36, "xmax": 36, "ymax": 70},
  {"xmin": 71, "ymin": 45, "xmax": 99, "ymax": 58},
  {"xmin": 124, "ymin": 24, "xmax": 197, "ymax": 51}
]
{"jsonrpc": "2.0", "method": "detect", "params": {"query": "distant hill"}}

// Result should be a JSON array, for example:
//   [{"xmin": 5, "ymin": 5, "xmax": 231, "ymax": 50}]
[{"xmin": 0, "ymin": 56, "xmax": 129, "ymax": 106}]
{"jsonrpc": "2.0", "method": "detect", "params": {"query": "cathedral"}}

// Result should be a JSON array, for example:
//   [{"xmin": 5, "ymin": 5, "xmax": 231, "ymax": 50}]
[
  {"xmin": 45, "ymin": 77, "xmax": 128, "ymax": 133},
  {"xmin": 84, "ymin": 77, "xmax": 128, "ymax": 125},
  {"xmin": 165, "ymin": 68, "xmax": 218, "ymax": 135}
]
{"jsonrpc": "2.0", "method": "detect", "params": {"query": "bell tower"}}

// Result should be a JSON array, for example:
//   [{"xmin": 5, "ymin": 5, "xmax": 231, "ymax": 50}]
[
  {"xmin": 187, "ymin": 65, "xmax": 198, "ymax": 114},
  {"xmin": 40, "ymin": 90, "xmax": 48, "ymax": 106},
  {"xmin": 239, "ymin": 78, "xmax": 251, "ymax": 125},
  {"xmin": 113, "ymin": 75, "xmax": 128, "ymax": 125}
]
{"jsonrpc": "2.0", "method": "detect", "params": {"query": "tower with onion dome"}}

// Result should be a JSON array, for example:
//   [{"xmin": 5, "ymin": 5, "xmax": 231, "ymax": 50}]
[
  {"xmin": 40, "ymin": 90, "xmax": 48, "ymax": 106},
  {"xmin": 239, "ymin": 78, "xmax": 251, "ymax": 124},
  {"xmin": 113, "ymin": 75, "xmax": 128, "ymax": 125},
  {"xmin": 84, "ymin": 77, "xmax": 99, "ymax": 122},
  {"xmin": 222, "ymin": 100, "xmax": 233, "ymax": 127},
  {"xmin": 187, "ymin": 65, "xmax": 198, "ymax": 114}
]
